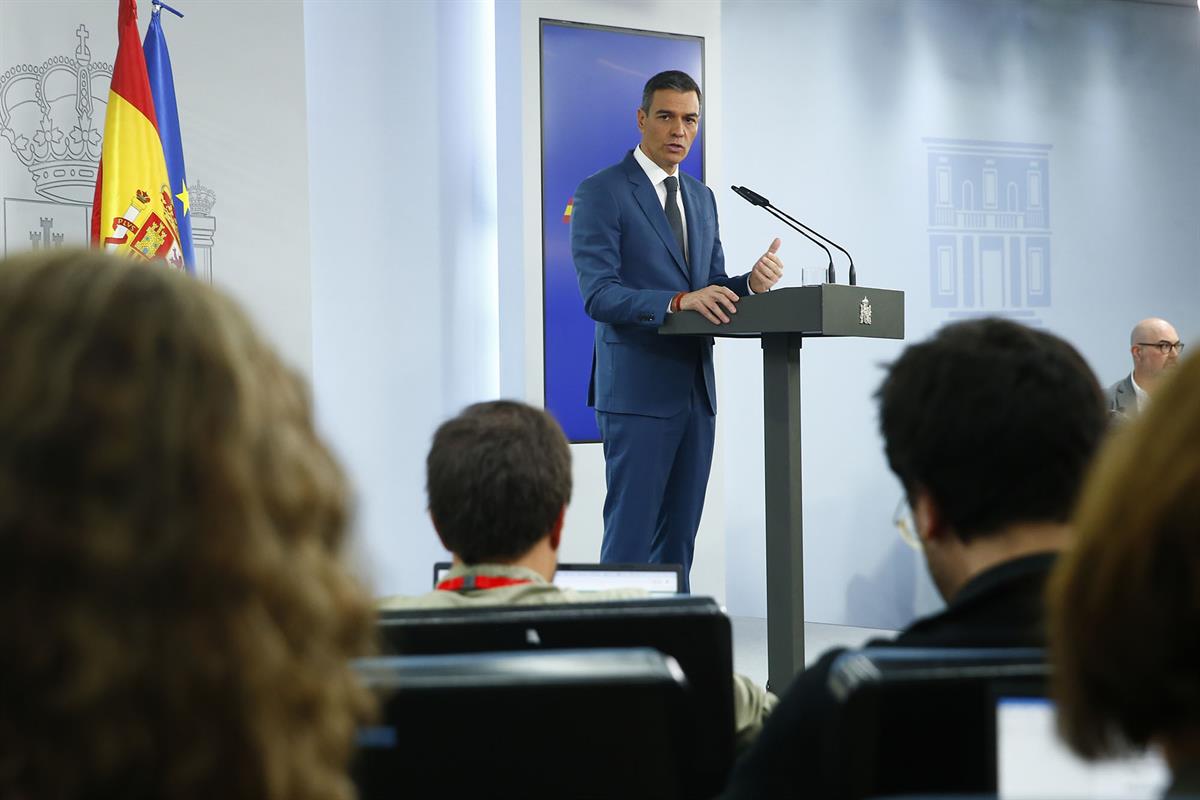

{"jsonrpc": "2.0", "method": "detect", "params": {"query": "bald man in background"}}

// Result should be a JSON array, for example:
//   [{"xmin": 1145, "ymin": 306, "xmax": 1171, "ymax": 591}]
[{"xmin": 1106, "ymin": 317, "xmax": 1184, "ymax": 420}]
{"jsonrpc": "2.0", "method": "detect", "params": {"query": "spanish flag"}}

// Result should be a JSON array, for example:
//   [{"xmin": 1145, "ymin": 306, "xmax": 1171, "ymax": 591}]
[{"xmin": 91, "ymin": 0, "xmax": 184, "ymax": 269}]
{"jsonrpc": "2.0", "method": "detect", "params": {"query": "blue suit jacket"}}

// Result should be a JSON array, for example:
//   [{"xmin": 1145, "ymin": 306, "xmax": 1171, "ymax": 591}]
[{"xmin": 571, "ymin": 151, "xmax": 749, "ymax": 419}]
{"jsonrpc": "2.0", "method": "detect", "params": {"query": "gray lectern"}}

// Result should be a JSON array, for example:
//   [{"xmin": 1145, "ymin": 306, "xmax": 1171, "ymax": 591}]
[{"xmin": 660, "ymin": 284, "xmax": 904, "ymax": 689}]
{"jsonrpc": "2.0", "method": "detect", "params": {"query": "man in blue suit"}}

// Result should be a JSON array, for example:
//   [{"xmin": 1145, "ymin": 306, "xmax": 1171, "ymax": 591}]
[{"xmin": 570, "ymin": 70, "xmax": 784, "ymax": 592}]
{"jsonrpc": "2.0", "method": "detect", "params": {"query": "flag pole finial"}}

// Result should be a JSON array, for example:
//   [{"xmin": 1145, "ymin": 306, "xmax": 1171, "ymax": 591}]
[{"xmin": 153, "ymin": 1, "xmax": 185, "ymax": 18}]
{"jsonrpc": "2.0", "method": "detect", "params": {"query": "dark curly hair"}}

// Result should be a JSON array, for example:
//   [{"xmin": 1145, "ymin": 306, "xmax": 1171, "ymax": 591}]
[
  {"xmin": 427, "ymin": 400, "xmax": 572, "ymax": 564},
  {"xmin": 876, "ymin": 317, "xmax": 1106, "ymax": 542},
  {"xmin": 0, "ymin": 249, "xmax": 375, "ymax": 800}
]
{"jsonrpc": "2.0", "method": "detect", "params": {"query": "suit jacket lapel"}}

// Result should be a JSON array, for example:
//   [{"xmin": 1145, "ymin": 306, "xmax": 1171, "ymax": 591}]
[
  {"xmin": 625, "ymin": 155, "xmax": 689, "ymax": 281},
  {"xmin": 680, "ymin": 179, "xmax": 706, "ymax": 290},
  {"xmin": 1118, "ymin": 375, "xmax": 1137, "ymax": 414}
]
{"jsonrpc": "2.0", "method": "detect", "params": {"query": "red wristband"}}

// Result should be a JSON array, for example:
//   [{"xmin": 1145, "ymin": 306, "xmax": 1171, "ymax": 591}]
[{"xmin": 671, "ymin": 291, "xmax": 686, "ymax": 313}]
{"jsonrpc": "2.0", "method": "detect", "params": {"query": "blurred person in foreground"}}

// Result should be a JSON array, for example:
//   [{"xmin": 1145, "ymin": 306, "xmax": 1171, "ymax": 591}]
[
  {"xmin": 378, "ymin": 399, "xmax": 776, "ymax": 750},
  {"xmin": 0, "ymin": 250, "xmax": 375, "ymax": 800},
  {"xmin": 721, "ymin": 318, "xmax": 1107, "ymax": 798},
  {"xmin": 1050, "ymin": 350, "xmax": 1200, "ymax": 798}
]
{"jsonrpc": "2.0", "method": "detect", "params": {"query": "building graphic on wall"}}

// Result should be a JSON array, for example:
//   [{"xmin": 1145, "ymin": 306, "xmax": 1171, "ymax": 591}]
[
  {"xmin": 0, "ymin": 24, "xmax": 216, "ymax": 281},
  {"xmin": 924, "ymin": 138, "xmax": 1051, "ymax": 323}
]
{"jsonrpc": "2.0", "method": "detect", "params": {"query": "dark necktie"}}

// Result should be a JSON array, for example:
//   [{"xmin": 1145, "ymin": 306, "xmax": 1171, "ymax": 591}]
[{"xmin": 664, "ymin": 175, "xmax": 686, "ymax": 264}]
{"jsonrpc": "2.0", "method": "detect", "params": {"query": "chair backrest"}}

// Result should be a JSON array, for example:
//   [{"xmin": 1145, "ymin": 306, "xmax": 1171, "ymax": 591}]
[
  {"xmin": 353, "ymin": 648, "xmax": 691, "ymax": 799},
  {"xmin": 376, "ymin": 596, "xmax": 735, "ymax": 795},
  {"xmin": 825, "ymin": 647, "xmax": 1049, "ymax": 800}
]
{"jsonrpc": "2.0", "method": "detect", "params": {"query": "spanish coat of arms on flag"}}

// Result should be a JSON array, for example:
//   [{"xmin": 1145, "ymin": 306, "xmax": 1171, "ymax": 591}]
[{"xmin": 90, "ymin": 0, "xmax": 184, "ymax": 269}]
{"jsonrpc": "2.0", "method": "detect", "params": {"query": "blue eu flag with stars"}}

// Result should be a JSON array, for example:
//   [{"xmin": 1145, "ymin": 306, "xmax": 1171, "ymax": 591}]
[{"xmin": 143, "ymin": 4, "xmax": 195, "ymax": 273}]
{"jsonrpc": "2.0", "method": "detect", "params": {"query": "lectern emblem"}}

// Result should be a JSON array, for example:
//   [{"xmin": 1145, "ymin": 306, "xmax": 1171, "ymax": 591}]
[{"xmin": 859, "ymin": 296, "xmax": 873, "ymax": 325}]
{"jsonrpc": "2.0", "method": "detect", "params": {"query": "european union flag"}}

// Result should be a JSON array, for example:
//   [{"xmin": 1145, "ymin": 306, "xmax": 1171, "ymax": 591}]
[{"xmin": 143, "ymin": 4, "xmax": 195, "ymax": 272}]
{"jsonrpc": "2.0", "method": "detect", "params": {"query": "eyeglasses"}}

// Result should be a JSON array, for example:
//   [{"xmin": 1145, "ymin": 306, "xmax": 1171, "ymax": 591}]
[
  {"xmin": 892, "ymin": 498, "xmax": 921, "ymax": 551},
  {"xmin": 1136, "ymin": 341, "xmax": 1185, "ymax": 355}
]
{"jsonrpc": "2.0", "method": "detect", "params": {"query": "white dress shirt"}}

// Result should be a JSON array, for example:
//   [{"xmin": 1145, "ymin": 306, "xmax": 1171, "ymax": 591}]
[{"xmin": 1131, "ymin": 373, "xmax": 1149, "ymax": 412}]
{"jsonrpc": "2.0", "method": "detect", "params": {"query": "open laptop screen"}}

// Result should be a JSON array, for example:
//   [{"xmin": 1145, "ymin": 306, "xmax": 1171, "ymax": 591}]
[
  {"xmin": 996, "ymin": 695, "xmax": 1169, "ymax": 800},
  {"xmin": 432, "ymin": 562, "xmax": 682, "ymax": 596}
]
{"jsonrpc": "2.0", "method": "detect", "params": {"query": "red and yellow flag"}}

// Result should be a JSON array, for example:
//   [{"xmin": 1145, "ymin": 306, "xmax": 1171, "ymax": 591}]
[{"xmin": 91, "ymin": 0, "xmax": 184, "ymax": 269}]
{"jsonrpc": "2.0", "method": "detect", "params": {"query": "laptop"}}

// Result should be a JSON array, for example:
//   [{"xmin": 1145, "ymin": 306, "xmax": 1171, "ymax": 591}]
[
  {"xmin": 432, "ymin": 561, "xmax": 683, "ymax": 596},
  {"xmin": 995, "ymin": 692, "xmax": 1169, "ymax": 799}
]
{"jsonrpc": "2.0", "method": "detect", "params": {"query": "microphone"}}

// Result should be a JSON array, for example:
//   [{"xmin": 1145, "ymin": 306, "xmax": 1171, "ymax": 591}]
[
  {"xmin": 732, "ymin": 185, "xmax": 857, "ymax": 286},
  {"xmin": 731, "ymin": 185, "xmax": 769, "ymax": 207},
  {"xmin": 731, "ymin": 186, "xmax": 834, "ymax": 282}
]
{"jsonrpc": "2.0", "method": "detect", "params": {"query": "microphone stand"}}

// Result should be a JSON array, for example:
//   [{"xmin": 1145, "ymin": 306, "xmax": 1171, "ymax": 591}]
[
  {"xmin": 732, "ymin": 186, "xmax": 833, "ymax": 283},
  {"xmin": 732, "ymin": 186, "xmax": 857, "ymax": 286}
]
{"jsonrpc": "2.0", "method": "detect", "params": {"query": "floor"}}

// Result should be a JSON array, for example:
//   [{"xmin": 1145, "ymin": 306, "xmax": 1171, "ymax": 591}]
[{"xmin": 729, "ymin": 615, "xmax": 896, "ymax": 690}]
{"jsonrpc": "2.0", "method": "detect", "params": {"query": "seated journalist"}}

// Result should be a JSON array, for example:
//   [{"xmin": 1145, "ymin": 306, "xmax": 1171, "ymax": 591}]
[
  {"xmin": 720, "ymin": 317, "xmax": 1107, "ymax": 798},
  {"xmin": 377, "ymin": 399, "xmax": 777, "ymax": 750},
  {"xmin": 1049, "ymin": 348, "xmax": 1200, "ymax": 798},
  {"xmin": 0, "ymin": 250, "xmax": 375, "ymax": 800}
]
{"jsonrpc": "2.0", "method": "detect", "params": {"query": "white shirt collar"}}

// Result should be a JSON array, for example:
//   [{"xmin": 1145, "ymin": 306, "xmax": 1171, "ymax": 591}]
[
  {"xmin": 1130, "ymin": 373, "xmax": 1149, "ymax": 410},
  {"xmin": 633, "ymin": 144, "xmax": 673, "ymax": 187}
]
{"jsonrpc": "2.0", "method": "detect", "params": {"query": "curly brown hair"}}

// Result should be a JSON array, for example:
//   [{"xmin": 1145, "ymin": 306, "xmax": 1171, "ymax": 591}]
[
  {"xmin": 1048, "ymin": 352, "xmax": 1200, "ymax": 760},
  {"xmin": 0, "ymin": 250, "xmax": 375, "ymax": 800}
]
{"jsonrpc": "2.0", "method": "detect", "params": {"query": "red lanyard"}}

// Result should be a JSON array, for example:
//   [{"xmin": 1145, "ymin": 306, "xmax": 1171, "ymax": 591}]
[{"xmin": 436, "ymin": 575, "xmax": 534, "ymax": 592}]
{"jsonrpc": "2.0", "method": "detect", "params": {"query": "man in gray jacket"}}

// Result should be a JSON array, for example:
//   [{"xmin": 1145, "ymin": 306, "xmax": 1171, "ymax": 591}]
[{"xmin": 1106, "ymin": 317, "xmax": 1184, "ymax": 420}]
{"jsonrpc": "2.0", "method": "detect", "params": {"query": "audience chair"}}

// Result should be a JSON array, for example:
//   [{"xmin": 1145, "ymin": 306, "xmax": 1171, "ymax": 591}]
[
  {"xmin": 354, "ymin": 648, "xmax": 690, "ymax": 799},
  {"xmin": 825, "ymin": 647, "xmax": 1048, "ymax": 800},
  {"xmin": 376, "ymin": 596, "xmax": 735, "ymax": 795}
]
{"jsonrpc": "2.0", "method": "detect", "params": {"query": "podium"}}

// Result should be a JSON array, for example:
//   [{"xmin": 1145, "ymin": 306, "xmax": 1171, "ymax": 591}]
[{"xmin": 660, "ymin": 284, "xmax": 904, "ymax": 689}]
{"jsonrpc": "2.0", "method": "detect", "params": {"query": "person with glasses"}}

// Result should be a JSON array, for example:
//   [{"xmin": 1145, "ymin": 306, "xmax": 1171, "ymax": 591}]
[
  {"xmin": 720, "ymin": 318, "xmax": 1107, "ymax": 800},
  {"xmin": 1107, "ymin": 317, "xmax": 1185, "ymax": 421}
]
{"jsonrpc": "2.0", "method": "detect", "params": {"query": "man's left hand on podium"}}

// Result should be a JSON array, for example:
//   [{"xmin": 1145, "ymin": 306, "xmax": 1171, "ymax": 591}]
[{"xmin": 749, "ymin": 238, "xmax": 783, "ymax": 294}]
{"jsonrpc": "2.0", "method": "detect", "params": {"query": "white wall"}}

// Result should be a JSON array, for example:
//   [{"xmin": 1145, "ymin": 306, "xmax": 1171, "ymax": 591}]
[
  {"xmin": 0, "ymin": 0, "xmax": 314, "ymax": 376},
  {"xmin": 305, "ymin": 0, "xmax": 500, "ymax": 594},
  {"xmin": 720, "ymin": 0, "xmax": 1200, "ymax": 625}
]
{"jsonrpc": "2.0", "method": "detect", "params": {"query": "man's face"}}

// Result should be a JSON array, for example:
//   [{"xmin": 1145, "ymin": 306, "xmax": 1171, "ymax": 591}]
[
  {"xmin": 637, "ymin": 89, "xmax": 701, "ymax": 174},
  {"xmin": 1133, "ymin": 321, "xmax": 1183, "ymax": 382}
]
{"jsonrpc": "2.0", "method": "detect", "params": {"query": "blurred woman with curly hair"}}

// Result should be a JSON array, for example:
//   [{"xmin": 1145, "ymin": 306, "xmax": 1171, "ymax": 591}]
[
  {"xmin": 0, "ymin": 249, "xmax": 376, "ymax": 800},
  {"xmin": 1048, "ymin": 348, "xmax": 1200, "ymax": 798}
]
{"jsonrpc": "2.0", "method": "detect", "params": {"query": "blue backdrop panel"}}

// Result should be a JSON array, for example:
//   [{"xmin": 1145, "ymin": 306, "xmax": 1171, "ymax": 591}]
[{"xmin": 541, "ymin": 21, "xmax": 704, "ymax": 442}]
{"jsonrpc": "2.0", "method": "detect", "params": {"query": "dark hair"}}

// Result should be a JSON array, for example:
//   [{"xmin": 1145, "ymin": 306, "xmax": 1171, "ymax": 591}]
[
  {"xmin": 0, "ymin": 249, "xmax": 374, "ymax": 800},
  {"xmin": 1049, "ymin": 354, "xmax": 1200, "ymax": 759},
  {"xmin": 426, "ymin": 400, "xmax": 572, "ymax": 564},
  {"xmin": 876, "ymin": 317, "xmax": 1105, "ymax": 542},
  {"xmin": 640, "ymin": 70, "xmax": 703, "ymax": 113}
]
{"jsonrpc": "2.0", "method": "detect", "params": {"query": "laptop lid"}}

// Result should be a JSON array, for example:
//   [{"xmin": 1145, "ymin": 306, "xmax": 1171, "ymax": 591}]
[{"xmin": 995, "ymin": 689, "xmax": 1169, "ymax": 799}]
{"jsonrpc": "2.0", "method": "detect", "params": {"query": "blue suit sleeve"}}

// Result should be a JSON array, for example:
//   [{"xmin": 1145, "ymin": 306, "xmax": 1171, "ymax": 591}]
[
  {"xmin": 702, "ymin": 186, "xmax": 750, "ymax": 297},
  {"xmin": 571, "ymin": 176, "xmax": 677, "ymax": 328}
]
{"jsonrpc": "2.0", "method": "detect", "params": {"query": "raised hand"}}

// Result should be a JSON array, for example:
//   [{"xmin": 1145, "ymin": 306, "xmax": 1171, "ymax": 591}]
[{"xmin": 749, "ymin": 238, "xmax": 783, "ymax": 294}]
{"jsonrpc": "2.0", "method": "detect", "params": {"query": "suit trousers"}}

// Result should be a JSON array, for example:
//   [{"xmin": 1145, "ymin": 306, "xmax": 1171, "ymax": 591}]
[{"xmin": 596, "ymin": 366, "xmax": 715, "ymax": 594}]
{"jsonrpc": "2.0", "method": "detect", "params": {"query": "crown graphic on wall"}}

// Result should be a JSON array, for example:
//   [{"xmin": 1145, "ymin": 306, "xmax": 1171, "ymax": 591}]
[
  {"xmin": 0, "ymin": 24, "xmax": 112, "ymax": 205},
  {"xmin": 189, "ymin": 181, "xmax": 215, "ymax": 216}
]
